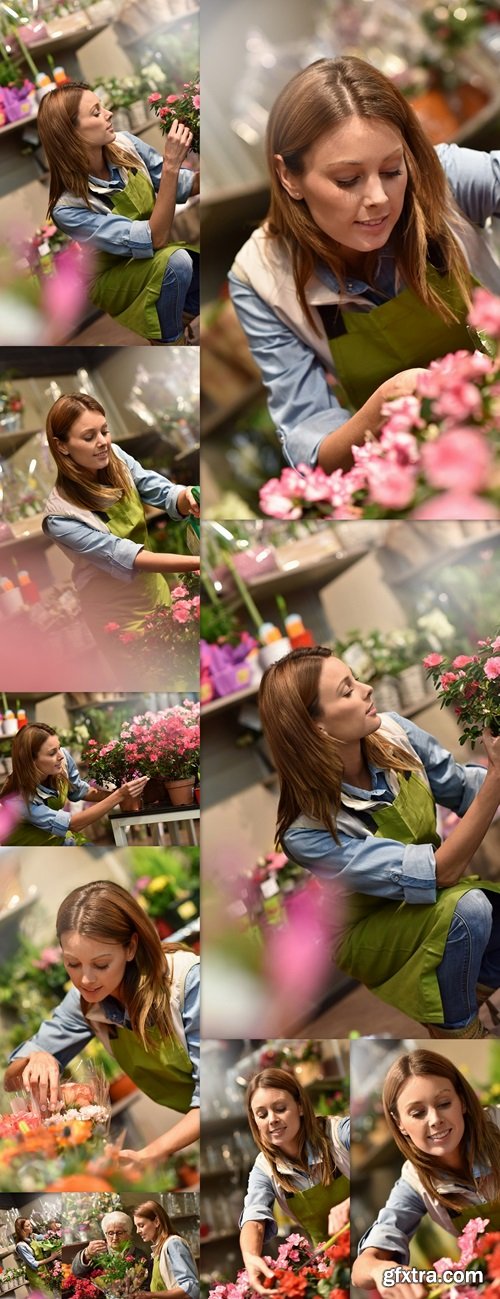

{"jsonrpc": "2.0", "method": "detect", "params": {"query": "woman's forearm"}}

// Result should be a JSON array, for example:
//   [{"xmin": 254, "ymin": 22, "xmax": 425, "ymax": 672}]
[
  {"xmin": 351, "ymin": 1248, "xmax": 398, "ymax": 1288},
  {"xmin": 317, "ymin": 389, "xmax": 388, "ymax": 472},
  {"xmin": 133, "ymin": 550, "xmax": 199, "ymax": 574},
  {"xmin": 149, "ymin": 164, "xmax": 181, "ymax": 250},
  {"xmin": 240, "ymin": 1221, "xmax": 265, "ymax": 1261},
  {"xmin": 435, "ymin": 769, "xmax": 500, "ymax": 886},
  {"xmin": 68, "ymin": 788, "xmax": 122, "ymax": 831},
  {"xmin": 144, "ymin": 1107, "xmax": 200, "ymax": 1160}
]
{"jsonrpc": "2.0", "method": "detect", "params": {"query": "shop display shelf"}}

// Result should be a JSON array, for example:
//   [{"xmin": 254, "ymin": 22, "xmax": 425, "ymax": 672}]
[
  {"xmin": 0, "ymin": 513, "xmax": 47, "ymax": 548},
  {"xmin": 202, "ymin": 683, "xmax": 259, "ymax": 717},
  {"xmin": 122, "ymin": 2, "xmax": 199, "ymax": 46},
  {"xmin": 391, "ymin": 527, "xmax": 500, "ymax": 587},
  {"xmin": 0, "ymin": 112, "xmax": 39, "ymax": 137},
  {"xmin": 17, "ymin": 20, "xmax": 108, "ymax": 57},
  {"xmin": 0, "ymin": 427, "xmax": 41, "ymax": 454},
  {"xmin": 228, "ymin": 547, "xmax": 368, "ymax": 607}
]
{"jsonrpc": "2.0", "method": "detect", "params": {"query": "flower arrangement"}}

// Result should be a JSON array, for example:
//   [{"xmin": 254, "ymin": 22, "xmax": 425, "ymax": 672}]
[
  {"xmin": 93, "ymin": 1251, "xmax": 149, "ymax": 1296},
  {"xmin": 259, "ymin": 287, "xmax": 500, "ymax": 522},
  {"xmin": 148, "ymin": 76, "xmax": 199, "ymax": 151},
  {"xmin": 208, "ymin": 1229, "xmax": 349, "ymax": 1299},
  {"xmin": 424, "ymin": 633, "xmax": 500, "ymax": 746},
  {"xmin": 104, "ymin": 583, "xmax": 199, "ymax": 684},
  {"xmin": 82, "ymin": 699, "xmax": 200, "ymax": 785},
  {"xmin": 21, "ymin": 223, "xmax": 71, "ymax": 275},
  {"xmin": 427, "ymin": 1214, "xmax": 499, "ymax": 1297}
]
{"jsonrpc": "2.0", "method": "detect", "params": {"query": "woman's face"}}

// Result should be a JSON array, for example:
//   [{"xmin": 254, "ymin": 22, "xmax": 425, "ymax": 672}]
[
  {"xmin": 134, "ymin": 1215, "xmax": 160, "ymax": 1244},
  {"xmin": 35, "ymin": 734, "xmax": 65, "ymax": 779},
  {"xmin": 77, "ymin": 89, "xmax": 115, "ymax": 149},
  {"xmin": 250, "ymin": 1086, "xmax": 303, "ymax": 1156},
  {"xmin": 316, "ymin": 656, "xmax": 381, "ymax": 743},
  {"xmin": 59, "ymin": 407, "xmax": 112, "ymax": 475},
  {"xmin": 59, "ymin": 929, "xmax": 138, "ymax": 1002},
  {"xmin": 395, "ymin": 1073, "xmax": 466, "ymax": 1162},
  {"xmin": 278, "ymin": 115, "xmax": 407, "ymax": 260},
  {"xmin": 23, "ymin": 1223, "xmax": 33, "ymax": 1238}
]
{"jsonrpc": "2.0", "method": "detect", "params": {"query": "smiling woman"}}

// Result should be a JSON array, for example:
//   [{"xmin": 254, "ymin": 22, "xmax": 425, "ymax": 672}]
[
  {"xmin": 228, "ymin": 56, "xmax": 500, "ymax": 471},
  {"xmin": 36, "ymin": 82, "xmax": 199, "ymax": 343}
]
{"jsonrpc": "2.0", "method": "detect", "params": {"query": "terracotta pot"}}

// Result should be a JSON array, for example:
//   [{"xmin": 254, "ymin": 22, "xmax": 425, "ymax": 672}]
[
  {"xmin": 109, "ymin": 1073, "xmax": 138, "ymax": 1102},
  {"xmin": 194, "ymin": 787, "xmax": 200, "ymax": 806},
  {"xmin": 119, "ymin": 792, "xmax": 142, "ymax": 813},
  {"xmin": 177, "ymin": 1161, "xmax": 199, "ymax": 1187},
  {"xmin": 165, "ymin": 777, "xmax": 194, "ymax": 806},
  {"xmin": 408, "ymin": 89, "xmax": 459, "ymax": 144},
  {"xmin": 143, "ymin": 776, "xmax": 166, "ymax": 806}
]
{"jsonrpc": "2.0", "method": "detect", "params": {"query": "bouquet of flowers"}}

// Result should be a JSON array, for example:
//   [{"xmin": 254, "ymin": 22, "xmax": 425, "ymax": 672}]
[
  {"xmin": 424, "ymin": 633, "xmax": 500, "ymax": 746},
  {"xmin": 259, "ymin": 286, "xmax": 500, "ymax": 522},
  {"xmin": 208, "ymin": 1229, "xmax": 349, "ymax": 1299},
  {"xmin": 21, "ymin": 223, "xmax": 71, "ymax": 275},
  {"xmin": 148, "ymin": 76, "xmax": 199, "ymax": 152},
  {"xmin": 93, "ymin": 1251, "xmax": 149, "ymax": 1297},
  {"xmin": 428, "ymin": 1214, "xmax": 499, "ymax": 1296}
]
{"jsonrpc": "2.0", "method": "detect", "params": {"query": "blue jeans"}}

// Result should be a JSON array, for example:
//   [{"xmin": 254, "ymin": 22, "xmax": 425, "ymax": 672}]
[
  {"xmin": 156, "ymin": 249, "xmax": 199, "ymax": 341},
  {"xmin": 436, "ymin": 889, "xmax": 500, "ymax": 1027}
]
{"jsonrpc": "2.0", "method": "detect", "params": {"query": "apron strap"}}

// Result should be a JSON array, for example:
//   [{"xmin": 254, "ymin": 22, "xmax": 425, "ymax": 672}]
[{"xmin": 317, "ymin": 303, "xmax": 348, "ymax": 338}]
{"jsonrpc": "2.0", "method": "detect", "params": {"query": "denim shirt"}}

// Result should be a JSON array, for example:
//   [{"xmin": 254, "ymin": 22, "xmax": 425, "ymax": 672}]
[
  {"xmin": 162, "ymin": 1238, "xmax": 199, "ymax": 1299},
  {"xmin": 54, "ymin": 132, "xmax": 195, "ymax": 258},
  {"xmin": 23, "ymin": 748, "xmax": 90, "ymax": 837},
  {"xmin": 9, "ymin": 963, "xmax": 200, "ymax": 1106},
  {"xmin": 239, "ymin": 1115, "xmax": 350, "ymax": 1243},
  {"xmin": 229, "ymin": 143, "xmax": 500, "ymax": 467},
  {"xmin": 283, "ymin": 713, "xmax": 486, "ymax": 902},
  {"xmin": 44, "ymin": 444, "xmax": 186, "ymax": 587}
]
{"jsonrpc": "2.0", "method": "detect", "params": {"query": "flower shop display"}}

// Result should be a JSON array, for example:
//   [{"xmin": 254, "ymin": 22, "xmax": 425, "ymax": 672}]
[
  {"xmin": 149, "ymin": 75, "xmax": 199, "ymax": 152},
  {"xmin": 0, "ymin": 1264, "xmax": 27, "ymax": 1292},
  {"xmin": 92, "ymin": 1251, "xmax": 149, "ymax": 1297},
  {"xmin": 82, "ymin": 700, "xmax": 200, "ymax": 806},
  {"xmin": 207, "ymin": 1229, "xmax": 349, "ymax": 1299},
  {"xmin": 424, "ymin": 633, "xmax": 500, "ymax": 746},
  {"xmin": 103, "ymin": 582, "xmax": 200, "ymax": 688},
  {"xmin": 258, "ymin": 287, "xmax": 500, "ymax": 522},
  {"xmin": 129, "ymin": 847, "xmax": 199, "ymax": 941}
]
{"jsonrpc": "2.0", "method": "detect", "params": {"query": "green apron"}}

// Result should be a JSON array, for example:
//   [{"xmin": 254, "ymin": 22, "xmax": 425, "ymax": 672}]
[
  {"xmin": 79, "ymin": 484, "xmax": 171, "ymax": 640},
  {"xmin": 336, "ymin": 770, "xmax": 500, "ymax": 1024},
  {"xmin": 452, "ymin": 1198, "xmax": 500, "ymax": 1233},
  {"xmin": 324, "ymin": 264, "xmax": 482, "ymax": 410},
  {"xmin": 285, "ymin": 1175, "xmax": 349, "ymax": 1247},
  {"xmin": 3, "ymin": 778, "xmax": 85, "ymax": 847},
  {"xmin": 88, "ymin": 168, "xmax": 197, "ymax": 341},
  {"xmin": 108, "ymin": 1023, "xmax": 194, "ymax": 1110},
  {"xmin": 151, "ymin": 1255, "xmax": 166, "ymax": 1292}
]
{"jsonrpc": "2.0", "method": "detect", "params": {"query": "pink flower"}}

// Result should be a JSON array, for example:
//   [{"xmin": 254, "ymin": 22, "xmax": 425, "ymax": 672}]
[
  {"xmin": 105, "ymin": 621, "xmax": 120, "ymax": 632},
  {"xmin": 260, "ymin": 477, "xmax": 302, "ymax": 520},
  {"xmin": 366, "ymin": 461, "xmax": 417, "ymax": 510},
  {"xmin": 171, "ymin": 585, "xmax": 189, "ymax": 598},
  {"xmin": 433, "ymin": 381, "xmax": 481, "ymax": 420},
  {"xmin": 492, "ymin": 637, "xmax": 500, "ymax": 652},
  {"xmin": 484, "ymin": 656, "xmax": 500, "ymax": 679},
  {"xmin": 192, "ymin": 94, "xmax": 200, "ymax": 109},
  {"xmin": 166, "ymin": 94, "xmax": 180, "ymax": 103},
  {"xmin": 172, "ymin": 601, "xmax": 192, "ymax": 623},
  {"xmin": 440, "ymin": 672, "xmax": 459, "ymax": 689},
  {"xmin": 452, "ymin": 655, "xmax": 475, "ymax": 668},
  {"xmin": 423, "ymin": 653, "xmax": 444, "ymax": 668},
  {"xmin": 421, "ymin": 428, "xmax": 492, "ymax": 492},
  {"xmin": 380, "ymin": 394, "xmax": 425, "ymax": 433},
  {"xmin": 468, "ymin": 286, "xmax": 500, "ymax": 337},
  {"xmin": 412, "ymin": 492, "xmax": 499, "ymax": 520},
  {"xmin": 148, "ymin": 92, "xmax": 161, "ymax": 103}
]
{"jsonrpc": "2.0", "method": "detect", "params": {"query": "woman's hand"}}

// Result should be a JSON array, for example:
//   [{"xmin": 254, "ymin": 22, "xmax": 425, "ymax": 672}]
[
  {"xmin": 177, "ymin": 487, "xmax": 200, "ymax": 517},
  {"xmin": 482, "ymin": 728, "xmax": 500, "ymax": 777},
  {"xmin": 22, "ymin": 1052, "xmax": 60, "ymax": 1111},
  {"xmin": 368, "ymin": 1260, "xmax": 427, "ymax": 1298},
  {"xmin": 117, "ymin": 776, "xmax": 149, "ymax": 804},
  {"xmin": 83, "ymin": 1241, "xmax": 107, "ymax": 1259},
  {"xmin": 379, "ymin": 368, "xmax": 425, "ymax": 405},
  {"xmin": 242, "ymin": 1255, "xmax": 275, "ymax": 1295},
  {"xmin": 328, "ymin": 1197, "xmax": 350, "ymax": 1236},
  {"xmin": 162, "ymin": 119, "xmax": 193, "ymax": 172},
  {"xmin": 118, "ymin": 1146, "xmax": 152, "ymax": 1172}
]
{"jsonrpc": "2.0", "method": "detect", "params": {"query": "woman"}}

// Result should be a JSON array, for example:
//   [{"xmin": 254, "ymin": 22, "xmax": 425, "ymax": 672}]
[
  {"xmin": 14, "ymin": 1219, "xmax": 61, "ymax": 1296},
  {"xmin": 229, "ymin": 57, "xmax": 500, "ymax": 472},
  {"xmin": 258, "ymin": 646, "xmax": 500, "ymax": 1038},
  {"xmin": 240, "ymin": 1066, "xmax": 350, "ymax": 1294},
  {"xmin": 37, "ymin": 83, "xmax": 199, "ymax": 343},
  {"xmin": 0, "ymin": 722, "xmax": 148, "ymax": 846},
  {"xmin": 42, "ymin": 392, "xmax": 199, "ymax": 680},
  {"xmin": 3, "ymin": 881, "xmax": 200, "ymax": 1167},
  {"xmin": 134, "ymin": 1200, "xmax": 199, "ymax": 1299},
  {"xmin": 352, "ymin": 1049, "xmax": 500, "ymax": 1299}
]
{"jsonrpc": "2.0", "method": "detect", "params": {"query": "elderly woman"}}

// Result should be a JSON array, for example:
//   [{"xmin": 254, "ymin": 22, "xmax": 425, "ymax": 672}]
[{"xmin": 72, "ymin": 1212, "xmax": 148, "ymax": 1279}]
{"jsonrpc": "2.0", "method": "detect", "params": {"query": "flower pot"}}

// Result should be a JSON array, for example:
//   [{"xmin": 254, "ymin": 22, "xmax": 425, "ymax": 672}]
[
  {"xmin": 119, "ymin": 792, "xmax": 142, "ymax": 813},
  {"xmin": 165, "ymin": 778, "xmax": 194, "ymax": 806},
  {"xmin": 109, "ymin": 1073, "xmax": 138, "ymax": 1103},
  {"xmin": 194, "ymin": 787, "xmax": 200, "ymax": 806},
  {"xmin": 142, "ymin": 776, "xmax": 166, "ymax": 806}
]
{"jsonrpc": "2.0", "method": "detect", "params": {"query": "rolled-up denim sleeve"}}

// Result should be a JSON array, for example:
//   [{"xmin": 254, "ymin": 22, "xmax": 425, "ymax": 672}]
[
  {"xmin": 282, "ymin": 826, "xmax": 437, "ymax": 903},
  {"xmin": 24, "ymin": 800, "xmax": 71, "ymax": 837},
  {"xmin": 437, "ymin": 142, "xmax": 500, "ymax": 223},
  {"xmin": 228, "ymin": 271, "xmax": 351, "ymax": 469},
  {"xmin": 164, "ymin": 1239, "xmax": 199, "ymax": 1299},
  {"xmin": 357, "ymin": 1176, "xmax": 427, "ymax": 1264},
  {"xmin": 390, "ymin": 713, "xmax": 488, "ymax": 814},
  {"xmin": 44, "ymin": 516, "xmax": 142, "ymax": 583},
  {"xmin": 183, "ymin": 964, "xmax": 200, "ymax": 1107},
  {"xmin": 115, "ymin": 446, "xmax": 185, "ymax": 517},
  {"xmin": 53, "ymin": 204, "xmax": 154, "ymax": 258},
  {"xmin": 239, "ymin": 1162, "xmax": 278, "ymax": 1241},
  {"xmin": 8, "ymin": 986, "xmax": 94, "ymax": 1068}
]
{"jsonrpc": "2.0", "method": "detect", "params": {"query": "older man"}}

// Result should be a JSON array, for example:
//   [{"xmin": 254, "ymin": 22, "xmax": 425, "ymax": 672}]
[{"xmin": 72, "ymin": 1212, "xmax": 149, "ymax": 1280}]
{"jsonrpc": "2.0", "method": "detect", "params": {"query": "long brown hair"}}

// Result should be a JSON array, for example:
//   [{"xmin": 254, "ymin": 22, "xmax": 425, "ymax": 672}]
[
  {"xmin": 133, "ymin": 1201, "xmax": 175, "ymax": 1254},
  {"xmin": 246, "ymin": 1066, "xmax": 337, "ymax": 1193},
  {"xmin": 56, "ymin": 882, "xmax": 184, "ymax": 1049},
  {"xmin": 46, "ymin": 393, "xmax": 132, "ymax": 512},
  {"xmin": 14, "ymin": 1220, "xmax": 31, "ymax": 1243},
  {"xmin": 1, "ymin": 724, "xmax": 68, "ymax": 804},
  {"xmin": 258, "ymin": 646, "xmax": 422, "ymax": 846},
  {"xmin": 383, "ymin": 1049, "xmax": 500, "ymax": 1210},
  {"xmin": 37, "ymin": 82, "xmax": 141, "ymax": 219},
  {"xmin": 265, "ymin": 57, "xmax": 472, "ymax": 332}
]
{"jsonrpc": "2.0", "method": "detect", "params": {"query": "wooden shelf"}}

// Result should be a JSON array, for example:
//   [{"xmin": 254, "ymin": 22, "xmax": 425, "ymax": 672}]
[
  {"xmin": 202, "ymin": 683, "xmax": 259, "ymax": 717},
  {"xmin": 122, "ymin": 4, "xmax": 199, "ymax": 44},
  {"xmin": 391, "ymin": 527, "xmax": 500, "ymax": 587},
  {"xmin": 0, "ymin": 112, "xmax": 38, "ymax": 137},
  {"xmin": 16, "ymin": 20, "xmax": 108, "ymax": 56},
  {"xmin": 227, "ymin": 547, "xmax": 368, "ymax": 608}
]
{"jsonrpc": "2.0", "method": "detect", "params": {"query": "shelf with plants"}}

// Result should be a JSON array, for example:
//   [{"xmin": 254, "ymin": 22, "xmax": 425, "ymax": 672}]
[
  {"xmin": 0, "ymin": 110, "xmax": 38, "ymax": 136},
  {"xmin": 15, "ymin": 21, "xmax": 108, "ymax": 58},
  {"xmin": 390, "ymin": 527, "xmax": 500, "ymax": 587}
]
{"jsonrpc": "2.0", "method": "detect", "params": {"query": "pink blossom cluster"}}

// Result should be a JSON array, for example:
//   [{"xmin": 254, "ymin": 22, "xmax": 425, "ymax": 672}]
[
  {"xmin": 259, "ymin": 288, "xmax": 500, "ymax": 521},
  {"xmin": 171, "ymin": 583, "xmax": 200, "ymax": 625}
]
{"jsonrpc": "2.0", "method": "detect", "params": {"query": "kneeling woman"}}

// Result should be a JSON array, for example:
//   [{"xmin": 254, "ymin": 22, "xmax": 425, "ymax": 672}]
[
  {"xmin": 352, "ymin": 1049, "xmax": 500, "ymax": 1299},
  {"xmin": 4, "ymin": 881, "xmax": 200, "ymax": 1166},
  {"xmin": 134, "ymin": 1200, "xmax": 199, "ymax": 1299},
  {"xmin": 37, "ymin": 83, "xmax": 199, "ymax": 343},
  {"xmin": 240, "ymin": 1066, "xmax": 350, "ymax": 1293},
  {"xmin": 1, "ymin": 722, "xmax": 147, "ymax": 846},
  {"xmin": 259, "ymin": 646, "xmax": 500, "ymax": 1038},
  {"xmin": 42, "ymin": 391, "xmax": 199, "ymax": 682}
]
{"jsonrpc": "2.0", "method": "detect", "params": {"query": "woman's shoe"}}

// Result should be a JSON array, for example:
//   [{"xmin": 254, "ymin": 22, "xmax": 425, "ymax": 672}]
[
  {"xmin": 476, "ymin": 983, "xmax": 500, "ymax": 1027},
  {"xmin": 422, "ymin": 1017, "xmax": 489, "ymax": 1038}
]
